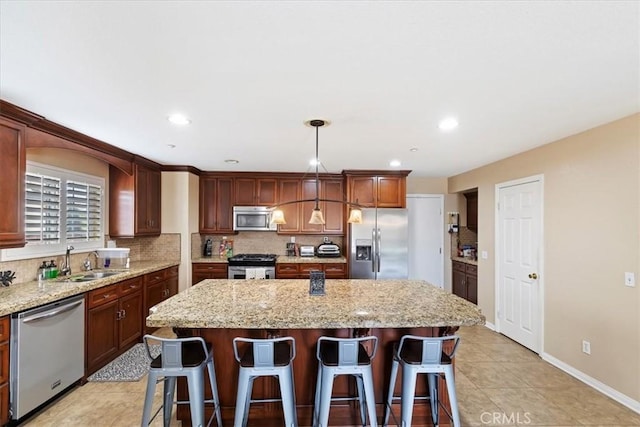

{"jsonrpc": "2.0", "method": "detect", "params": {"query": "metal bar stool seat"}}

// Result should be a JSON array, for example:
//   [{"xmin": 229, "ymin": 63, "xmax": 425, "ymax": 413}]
[
  {"xmin": 141, "ymin": 335, "xmax": 223, "ymax": 427},
  {"xmin": 232, "ymin": 336, "xmax": 298, "ymax": 427},
  {"xmin": 313, "ymin": 336, "xmax": 379, "ymax": 427},
  {"xmin": 383, "ymin": 335, "xmax": 461, "ymax": 427}
]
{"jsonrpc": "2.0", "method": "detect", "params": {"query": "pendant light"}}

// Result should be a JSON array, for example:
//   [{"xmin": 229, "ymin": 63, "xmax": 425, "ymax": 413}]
[{"xmin": 270, "ymin": 118, "xmax": 363, "ymax": 226}]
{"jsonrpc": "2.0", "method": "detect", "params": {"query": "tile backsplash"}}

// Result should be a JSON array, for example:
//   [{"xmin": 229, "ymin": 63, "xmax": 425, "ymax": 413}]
[
  {"xmin": 192, "ymin": 232, "xmax": 344, "ymax": 259},
  {"xmin": 0, "ymin": 233, "xmax": 180, "ymax": 285},
  {"xmin": 450, "ymin": 226, "xmax": 478, "ymax": 257}
]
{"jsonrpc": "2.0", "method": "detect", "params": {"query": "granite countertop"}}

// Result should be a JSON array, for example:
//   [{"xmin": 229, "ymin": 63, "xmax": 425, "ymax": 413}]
[
  {"xmin": 452, "ymin": 256, "xmax": 478, "ymax": 266},
  {"xmin": 146, "ymin": 279, "xmax": 485, "ymax": 329},
  {"xmin": 192, "ymin": 256, "xmax": 347, "ymax": 264},
  {"xmin": 0, "ymin": 260, "xmax": 179, "ymax": 317}
]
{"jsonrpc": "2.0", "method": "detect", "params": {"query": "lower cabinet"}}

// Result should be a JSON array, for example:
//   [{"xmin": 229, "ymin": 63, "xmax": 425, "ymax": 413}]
[
  {"xmin": 86, "ymin": 277, "xmax": 143, "ymax": 376},
  {"xmin": 144, "ymin": 266, "xmax": 179, "ymax": 334},
  {"xmin": 276, "ymin": 262, "xmax": 347, "ymax": 279},
  {"xmin": 192, "ymin": 262, "xmax": 228, "ymax": 285},
  {"xmin": 0, "ymin": 316, "xmax": 9, "ymax": 425},
  {"xmin": 452, "ymin": 261, "xmax": 477, "ymax": 304}
]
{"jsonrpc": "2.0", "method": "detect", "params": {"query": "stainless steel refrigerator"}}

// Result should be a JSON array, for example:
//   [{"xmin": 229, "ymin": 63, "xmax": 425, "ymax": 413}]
[{"xmin": 350, "ymin": 208, "xmax": 408, "ymax": 279}]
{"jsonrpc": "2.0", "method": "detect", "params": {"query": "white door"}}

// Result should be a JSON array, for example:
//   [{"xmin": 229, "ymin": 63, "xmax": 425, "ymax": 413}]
[
  {"xmin": 407, "ymin": 194, "xmax": 444, "ymax": 288},
  {"xmin": 496, "ymin": 177, "xmax": 543, "ymax": 353}
]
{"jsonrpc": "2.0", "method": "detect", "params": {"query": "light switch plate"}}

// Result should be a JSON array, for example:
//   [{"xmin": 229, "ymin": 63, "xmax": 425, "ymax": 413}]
[
  {"xmin": 481, "ymin": 251, "xmax": 488, "ymax": 259},
  {"xmin": 625, "ymin": 272, "xmax": 635, "ymax": 287}
]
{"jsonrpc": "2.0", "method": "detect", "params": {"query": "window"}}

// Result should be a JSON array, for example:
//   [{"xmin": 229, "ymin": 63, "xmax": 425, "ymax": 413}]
[{"xmin": 1, "ymin": 162, "xmax": 105, "ymax": 260}]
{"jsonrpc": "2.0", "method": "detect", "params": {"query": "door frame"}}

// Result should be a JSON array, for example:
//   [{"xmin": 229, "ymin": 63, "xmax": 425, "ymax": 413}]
[
  {"xmin": 494, "ymin": 174, "xmax": 545, "ymax": 354},
  {"xmin": 406, "ymin": 194, "xmax": 444, "ymax": 288}
]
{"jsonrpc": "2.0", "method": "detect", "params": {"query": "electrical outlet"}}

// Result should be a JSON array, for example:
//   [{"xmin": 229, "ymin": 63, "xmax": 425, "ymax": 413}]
[
  {"xmin": 582, "ymin": 340, "xmax": 591, "ymax": 355},
  {"xmin": 481, "ymin": 251, "xmax": 488, "ymax": 259},
  {"xmin": 625, "ymin": 272, "xmax": 635, "ymax": 287},
  {"xmin": 290, "ymin": 236, "xmax": 295, "ymax": 243}
]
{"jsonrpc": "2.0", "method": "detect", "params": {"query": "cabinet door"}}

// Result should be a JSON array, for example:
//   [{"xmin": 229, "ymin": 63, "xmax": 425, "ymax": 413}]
[
  {"xmin": 119, "ymin": 290, "xmax": 143, "ymax": 349},
  {"xmin": 277, "ymin": 179, "xmax": 301, "ymax": 234},
  {"xmin": 135, "ymin": 166, "xmax": 151, "ymax": 234},
  {"xmin": 0, "ymin": 117, "xmax": 26, "ymax": 248},
  {"xmin": 465, "ymin": 192, "xmax": 478, "ymax": 231},
  {"xmin": 0, "ymin": 342, "xmax": 7, "ymax": 385},
  {"xmin": 216, "ymin": 178, "xmax": 234, "ymax": 232},
  {"xmin": 377, "ymin": 176, "xmax": 404, "ymax": 208},
  {"xmin": 192, "ymin": 263, "xmax": 228, "ymax": 284},
  {"xmin": 144, "ymin": 280, "xmax": 166, "ymax": 316},
  {"xmin": 322, "ymin": 179, "xmax": 344, "ymax": 235},
  {"xmin": 466, "ymin": 273, "xmax": 478, "ymax": 305},
  {"xmin": 146, "ymin": 168, "xmax": 161, "ymax": 233},
  {"xmin": 256, "ymin": 179, "xmax": 277, "ymax": 205},
  {"xmin": 349, "ymin": 177, "xmax": 376, "ymax": 207},
  {"xmin": 452, "ymin": 263, "xmax": 466, "ymax": 299},
  {"xmin": 299, "ymin": 263, "xmax": 322, "ymax": 278},
  {"xmin": 86, "ymin": 300, "xmax": 119, "ymax": 374},
  {"xmin": 234, "ymin": 178, "xmax": 257, "ymax": 205},
  {"xmin": 0, "ymin": 383, "xmax": 7, "ymax": 426},
  {"xmin": 200, "ymin": 177, "xmax": 219, "ymax": 232}
]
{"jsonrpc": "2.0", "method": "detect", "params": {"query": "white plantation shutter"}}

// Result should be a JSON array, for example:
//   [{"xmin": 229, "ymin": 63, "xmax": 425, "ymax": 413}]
[
  {"xmin": 25, "ymin": 172, "xmax": 61, "ymax": 244},
  {"xmin": 66, "ymin": 180, "xmax": 102, "ymax": 242}
]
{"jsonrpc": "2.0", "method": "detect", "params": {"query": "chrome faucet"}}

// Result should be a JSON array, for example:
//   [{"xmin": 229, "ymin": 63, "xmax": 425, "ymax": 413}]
[
  {"xmin": 61, "ymin": 245, "xmax": 74, "ymax": 276},
  {"xmin": 83, "ymin": 251, "xmax": 98, "ymax": 271}
]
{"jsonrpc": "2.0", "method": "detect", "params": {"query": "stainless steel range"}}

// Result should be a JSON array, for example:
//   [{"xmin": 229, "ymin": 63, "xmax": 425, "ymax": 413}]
[{"xmin": 227, "ymin": 253, "xmax": 277, "ymax": 279}]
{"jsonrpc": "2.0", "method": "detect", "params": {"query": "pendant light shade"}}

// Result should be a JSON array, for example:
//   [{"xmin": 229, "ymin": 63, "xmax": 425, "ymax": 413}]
[
  {"xmin": 309, "ymin": 208, "xmax": 325, "ymax": 225},
  {"xmin": 347, "ymin": 207, "xmax": 363, "ymax": 224},
  {"xmin": 271, "ymin": 209, "xmax": 286, "ymax": 225}
]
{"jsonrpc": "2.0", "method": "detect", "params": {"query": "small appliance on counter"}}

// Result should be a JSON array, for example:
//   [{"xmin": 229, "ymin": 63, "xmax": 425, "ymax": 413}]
[
  {"xmin": 203, "ymin": 238, "xmax": 213, "ymax": 257},
  {"xmin": 317, "ymin": 242, "xmax": 341, "ymax": 258},
  {"xmin": 285, "ymin": 242, "xmax": 297, "ymax": 257},
  {"xmin": 299, "ymin": 246, "xmax": 315, "ymax": 257}
]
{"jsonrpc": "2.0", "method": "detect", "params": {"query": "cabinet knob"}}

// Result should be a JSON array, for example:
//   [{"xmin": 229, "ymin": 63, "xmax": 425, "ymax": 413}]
[{"xmin": 528, "ymin": 273, "xmax": 538, "ymax": 279}]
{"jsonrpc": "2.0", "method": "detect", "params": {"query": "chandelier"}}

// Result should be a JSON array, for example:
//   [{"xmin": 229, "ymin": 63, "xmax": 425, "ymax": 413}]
[{"xmin": 271, "ymin": 119, "xmax": 363, "ymax": 225}]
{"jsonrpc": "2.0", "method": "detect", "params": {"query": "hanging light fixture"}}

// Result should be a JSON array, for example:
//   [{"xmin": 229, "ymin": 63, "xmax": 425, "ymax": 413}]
[{"xmin": 270, "ymin": 118, "xmax": 363, "ymax": 226}]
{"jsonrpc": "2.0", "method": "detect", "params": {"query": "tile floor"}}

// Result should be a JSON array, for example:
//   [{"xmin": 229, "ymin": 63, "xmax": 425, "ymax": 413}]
[{"xmin": 22, "ymin": 326, "xmax": 640, "ymax": 426}]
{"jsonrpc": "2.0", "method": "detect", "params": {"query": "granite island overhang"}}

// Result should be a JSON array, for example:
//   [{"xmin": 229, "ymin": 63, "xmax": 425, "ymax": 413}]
[{"xmin": 146, "ymin": 279, "xmax": 485, "ymax": 426}]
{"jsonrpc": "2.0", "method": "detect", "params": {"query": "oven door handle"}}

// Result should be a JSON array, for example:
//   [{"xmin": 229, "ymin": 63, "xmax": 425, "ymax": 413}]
[{"xmin": 21, "ymin": 300, "xmax": 83, "ymax": 324}]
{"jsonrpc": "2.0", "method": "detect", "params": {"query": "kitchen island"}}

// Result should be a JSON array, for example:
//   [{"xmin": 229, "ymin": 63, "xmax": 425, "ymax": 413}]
[{"xmin": 146, "ymin": 279, "xmax": 484, "ymax": 426}]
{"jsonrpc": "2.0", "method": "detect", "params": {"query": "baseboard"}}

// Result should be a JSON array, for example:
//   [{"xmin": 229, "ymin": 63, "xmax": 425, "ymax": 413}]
[
  {"xmin": 484, "ymin": 321, "xmax": 496, "ymax": 331},
  {"xmin": 541, "ymin": 352, "xmax": 640, "ymax": 415}
]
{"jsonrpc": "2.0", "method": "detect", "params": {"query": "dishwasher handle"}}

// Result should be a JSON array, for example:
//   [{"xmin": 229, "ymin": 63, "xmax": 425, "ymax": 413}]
[{"xmin": 21, "ymin": 300, "xmax": 83, "ymax": 324}]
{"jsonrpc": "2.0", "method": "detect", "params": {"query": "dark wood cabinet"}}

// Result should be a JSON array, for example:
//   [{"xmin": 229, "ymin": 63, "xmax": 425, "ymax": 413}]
[
  {"xmin": 344, "ymin": 171, "xmax": 409, "ymax": 208},
  {"xmin": 452, "ymin": 261, "xmax": 477, "ymax": 304},
  {"xmin": 234, "ymin": 178, "xmax": 277, "ymax": 206},
  {"xmin": 464, "ymin": 191, "xmax": 478, "ymax": 231},
  {"xmin": 0, "ymin": 316, "xmax": 9, "ymax": 425},
  {"xmin": 144, "ymin": 266, "xmax": 179, "ymax": 333},
  {"xmin": 277, "ymin": 179, "xmax": 301, "ymax": 234},
  {"xmin": 86, "ymin": 277, "xmax": 143, "ymax": 375},
  {"xmin": 0, "ymin": 117, "xmax": 26, "ymax": 249},
  {"xmin": 199, "ymin": 175, "xmax": 234, "ymax": 234},
  {"xmin": 276, "ymin": 262, "xmax": 347, "ymax": 279},
  {"xmin": 109, "ymin": 163, "xmax": 162, "ymax": 237},
  {"xmin": 192, "ymin": 262, "xmax": 228, "ymax": 285},
  {"xmin": 300, "ymin": 178, "xmax": 344, "ymax": 235}
]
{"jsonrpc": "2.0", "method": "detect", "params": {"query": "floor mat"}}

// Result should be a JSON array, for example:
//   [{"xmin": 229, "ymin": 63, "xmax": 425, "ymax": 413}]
[{"xmin": 87, "ymin": 343, "xmax": 159, "ymax": 382}]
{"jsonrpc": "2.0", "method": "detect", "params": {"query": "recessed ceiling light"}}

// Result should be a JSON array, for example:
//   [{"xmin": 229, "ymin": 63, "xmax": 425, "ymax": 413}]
[
  {"xmin": 167, "ymin": 144, "xmax": 176, "ymax": 149},
  {"xmin": 389, "ymin": 160, "xmax": 401, "ymax": 167},
  {"xmin": 438, "ymin": 117, "xmax": 459, "ymax": 131},
  {"xmin": 224, "ymin": 159, "xmax": 239, "ymax": 164},
  {"xmin": 167, "ymin": 113, "xmax": 191, "ymax": 125},
  {"xmin": 409, "ymin": 147, "xmax": 419, "ymax": 152}
]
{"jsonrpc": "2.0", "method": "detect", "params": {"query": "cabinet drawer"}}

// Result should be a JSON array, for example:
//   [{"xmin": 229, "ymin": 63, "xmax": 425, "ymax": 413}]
[
  {"xmin": 88, "ymin": 284, "xmax": 119, "ymax": 308},
  {"xmin": 193, "ymin": 263, "xmax": 227, "ymax": 273},
  {"xmin": 0, "ymin": 317, "xmax": 9, "ymax": 343},
  {"xmin": 452, "ymin": 261, "xmax": 466, "ymax": 273},
  {"xmin": 466, "ymin": 264, "xmax": 477, "ymax": 276},
  {"xmin": 118, "ymin": 277, "xmax": 143, "ymax": 296},
  {"xmin": 0, "ymin": 342, "xmax": 8, "ymax": 384},
  {"xmin": 299, "ymin": 264, "xmax": 322, "ymax": 273},
  {"xmin": 145, "ymin": 270, "xmax": 166, "ymax": 286},
  {"xmin": 276, "ymin": 264, "xmax": 299, "ymax": 274},
  {"xmin": 165, "ymin": 266, "xmax": 179, "ymax": 278},
  {"xmin": 324, "ymin": 263, "xmax": 346, "ymax": 274}
]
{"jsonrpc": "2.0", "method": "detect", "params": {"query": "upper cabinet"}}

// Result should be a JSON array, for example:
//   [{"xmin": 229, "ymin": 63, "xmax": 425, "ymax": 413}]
[
  {"xmin": 300, "ymin": 178, "xmax": 344, "ymax": 235},
  {"xmin": 464, "ymin": 191, "xmax": 478, "ymax": 231},
  {"xmin": 0, "ymin": 117, "xmax": 26, "ymax": 249},
  {"xmin": 276, "ymin": 179, "xmax": 301, "ymax": 234},
  {"xmin": 344, "ymin": 170, "xmax": 410, "ymax": 208},
  {"xmin": 199, "ymin": 175, "xmax": 234, "ymax": 234},
  {"xmin": 234, "ymin": 178, "xmax": 277, "ymax": 206},
  {"xmin": 110, "ymin": 162, "xmax": 162, "ymax": 237}
]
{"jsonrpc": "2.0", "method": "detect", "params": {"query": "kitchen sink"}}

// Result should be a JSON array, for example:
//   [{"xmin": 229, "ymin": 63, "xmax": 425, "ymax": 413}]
[{"xmin": 66, "ymin": 271, "xmax": 123, "ymax": 282}]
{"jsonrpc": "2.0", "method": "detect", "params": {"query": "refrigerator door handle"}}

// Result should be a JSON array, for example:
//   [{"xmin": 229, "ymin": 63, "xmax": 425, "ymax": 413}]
[
  {"xmin": 371, "ymin": 228, "xmax": 377, "ymax": 273},
  {"xmin": 376, "ymin": 228, "xmax": 381, "ymax": 273}
]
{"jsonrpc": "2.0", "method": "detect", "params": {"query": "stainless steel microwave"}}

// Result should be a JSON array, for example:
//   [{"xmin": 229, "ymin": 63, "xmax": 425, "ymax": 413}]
[{"xmin": 233, "ymin": 206, "xmax": 277, "ymax": 231}]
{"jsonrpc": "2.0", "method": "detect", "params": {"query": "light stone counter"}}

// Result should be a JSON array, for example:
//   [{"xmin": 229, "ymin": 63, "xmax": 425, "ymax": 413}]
[
  {"xmin": 191, "ymin": 257, "xmax": 229, "ymax": 263},
  {"xmin": 0, "ymin": 261, "xmax": 179, "ymax": 317},
  {"xmin": 146, "ymin": 279, "xmax": 485, "ymax": 329},
  {"xmin": 452, "ymin": 256, "xmax": 478, "ymax": 266},
  {"xmin": 276, "ymin": 256, "xmax": 347, "ymax": 264}
]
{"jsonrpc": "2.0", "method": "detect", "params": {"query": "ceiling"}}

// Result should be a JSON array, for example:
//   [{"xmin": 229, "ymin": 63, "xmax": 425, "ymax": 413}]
[{"xmin": 1, "ymin": 1, "xmax": 638, "ymax": 177}]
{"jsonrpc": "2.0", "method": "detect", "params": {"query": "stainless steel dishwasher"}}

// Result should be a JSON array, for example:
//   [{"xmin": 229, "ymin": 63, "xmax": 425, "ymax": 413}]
[{"xmin": 10, "ymin": 294, "xmax": 85, "ymax": 420}]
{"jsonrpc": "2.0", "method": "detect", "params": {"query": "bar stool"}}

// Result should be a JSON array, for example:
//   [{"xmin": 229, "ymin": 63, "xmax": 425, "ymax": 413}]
[
  {"xmin": 141, "ymin": 335, "xmax": 223, "ymax": 427},
  {"xmin": 383, "ymin": 335, "xmax": 461, "ymax": 427},
  {"xmin": 232, "ymin": 336, "xmax": 297, "ymax": 427},
  {"xmin": 313, "ymin": 336, "xmax": 379, "ymax": 427}
]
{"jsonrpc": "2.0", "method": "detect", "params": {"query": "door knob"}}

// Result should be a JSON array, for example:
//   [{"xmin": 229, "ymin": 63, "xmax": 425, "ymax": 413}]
[{"xmin": 528, "ymin": 273, "xmax": 538, "ymax": 279}]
